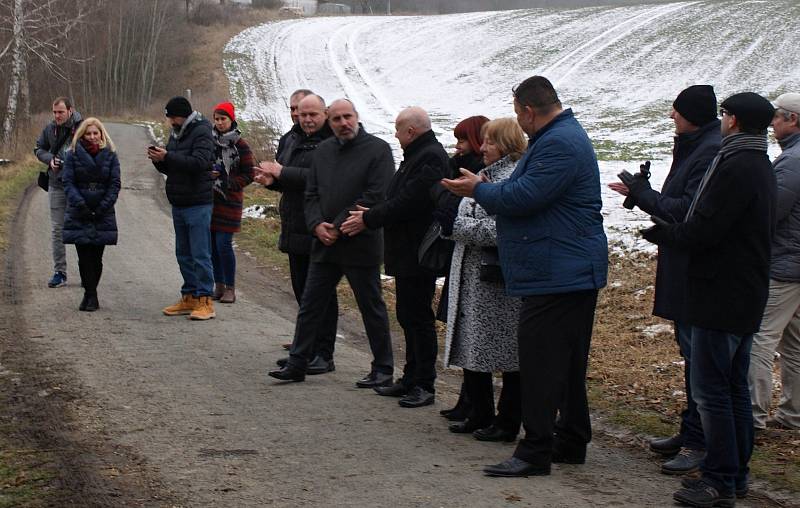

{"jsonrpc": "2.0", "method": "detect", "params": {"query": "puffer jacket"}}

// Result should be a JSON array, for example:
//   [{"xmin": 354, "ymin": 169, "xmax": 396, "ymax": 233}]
[
  {"xmin": 770, "ymin": 132, "xmax": 800, "ymax": 282},
  {"xmin": 153, "ymin": 112, "xmax": 214, "ymax": 207},
  {"xmin": 34, "ymin": 111, "xmax": 83, "ymax": 188},
  {"xmin": 474, "ymin": 109, "xmax": 608, "ymax": 296},
  {"xmin": 61, "ymin": 143, "xmax": 121, "ymax": 245}
]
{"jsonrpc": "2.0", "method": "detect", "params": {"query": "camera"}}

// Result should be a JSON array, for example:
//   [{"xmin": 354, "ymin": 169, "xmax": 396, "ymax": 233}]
[{"xmin": 618, "ymin": 161, "xmax": 651, "ymax": 210}]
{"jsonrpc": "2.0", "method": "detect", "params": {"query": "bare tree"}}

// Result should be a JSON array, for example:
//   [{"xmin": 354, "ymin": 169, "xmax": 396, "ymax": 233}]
[{"xmin": 0, "ymin": 0, "xmax": 87, "ymax": 143}]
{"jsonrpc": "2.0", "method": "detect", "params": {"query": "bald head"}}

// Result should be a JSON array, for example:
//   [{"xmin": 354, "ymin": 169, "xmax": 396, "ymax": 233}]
[
  {"xmin": 395, "ymin": 107, "xmax": 432, "ymax": 149},
  {"xmin": 297, "ymin": 94, "xmax": 328, "ymax": 135}
]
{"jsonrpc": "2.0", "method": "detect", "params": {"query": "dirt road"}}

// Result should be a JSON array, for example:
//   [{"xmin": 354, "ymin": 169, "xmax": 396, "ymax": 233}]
[{"xmin": 3, "ymin": 123, "xmax": 762, "ymax": 507}]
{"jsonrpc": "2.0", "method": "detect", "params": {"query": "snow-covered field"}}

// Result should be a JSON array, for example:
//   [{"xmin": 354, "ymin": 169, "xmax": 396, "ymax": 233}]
[{"xmin": 225, "ymin": 0, "xmax": 800, "ymax": 250}]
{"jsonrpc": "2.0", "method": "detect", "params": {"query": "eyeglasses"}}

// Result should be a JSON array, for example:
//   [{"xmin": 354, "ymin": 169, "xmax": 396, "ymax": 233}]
[{"xmin": 719, "ymin": 108, "xmax": 730, "ymax": 117}]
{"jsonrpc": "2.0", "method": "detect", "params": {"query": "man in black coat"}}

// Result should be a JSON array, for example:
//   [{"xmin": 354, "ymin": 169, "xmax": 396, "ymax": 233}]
[
  {"xmin": 275, "ymin": 88, "xmax": 313, "ymax": 162},
  {"xmin": 148, "ymin": 96, "xmax": 216, "ymax": 321},
  {"xmin": 610, "ymin": 85, "xmax": 721, "ymax": 474},
  {"xmin": 268, "ymin": 99, "xmax": 395, "ymax": 386},
  {"xmin": 341, "ymin": 106, "xmax": 448, "ymax": 408},
  {"xmin": 642, "ymin": 92, "xmax": 776, "ymax": 507},
  {"xmin": 256, "ymin": 94, "xmax": 339, "ymax": 375}
]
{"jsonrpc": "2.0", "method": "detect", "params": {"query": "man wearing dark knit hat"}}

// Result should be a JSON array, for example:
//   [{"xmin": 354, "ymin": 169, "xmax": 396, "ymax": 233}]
[
  {"xmin": 642, "ymin": 92, "xmax": 777, "ymax": 507},
  {"xmin": 147, "ymin": 96, "xmax": 217, "ymax": 320},
  {"xmin": 610, "ymin": 85, "xmax": 721, "ymax": 476}
]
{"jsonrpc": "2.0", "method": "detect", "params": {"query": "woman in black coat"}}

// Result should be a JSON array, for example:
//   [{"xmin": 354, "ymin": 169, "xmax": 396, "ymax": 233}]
[{"xmin": 62, "ymin": 117, "xmax": 121, "ymax": 311}]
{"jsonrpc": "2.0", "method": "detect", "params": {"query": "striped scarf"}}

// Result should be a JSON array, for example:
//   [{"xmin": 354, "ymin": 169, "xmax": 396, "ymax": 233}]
[{"xmin": 685, "ymin": 133, "xmax": 769, "ymax": 220}]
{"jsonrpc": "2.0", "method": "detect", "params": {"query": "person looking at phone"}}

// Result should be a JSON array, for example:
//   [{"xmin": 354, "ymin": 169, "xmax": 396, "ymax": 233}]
[
  {"xmin": 608, "ymin": 85, "xmax": 721, "ymax": 476},
  {"xmin": 35, "ymin": 96, "xmax": 83, "ymax": 288},
  {"xmin": 147, "ymin": 96, "xmax": 216, "ymax": 321}
]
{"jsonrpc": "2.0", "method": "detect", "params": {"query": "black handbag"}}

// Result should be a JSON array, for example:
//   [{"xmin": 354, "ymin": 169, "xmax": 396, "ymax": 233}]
[
  {"xmin": 479, "ymin": 246, "xmax": 504, "ymax": 284},
  {"xmin": 418, "ymin": 221, "xmax": 454, "ymax": 276},
  {"xmin": 37, "ymin": 171, "xmax": 49, "ymax": 192}
]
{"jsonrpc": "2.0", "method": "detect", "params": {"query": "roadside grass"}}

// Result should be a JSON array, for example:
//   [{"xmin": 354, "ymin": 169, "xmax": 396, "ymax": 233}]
[{"xmin": 0, "ymin": 158, "xmax": 58, "ymax": 507}]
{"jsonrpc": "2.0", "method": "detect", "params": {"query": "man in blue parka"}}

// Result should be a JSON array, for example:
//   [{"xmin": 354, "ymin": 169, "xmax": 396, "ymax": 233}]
[{"xmin": 442, "ymin": 75, "xmax": 607, "ymax": 477}]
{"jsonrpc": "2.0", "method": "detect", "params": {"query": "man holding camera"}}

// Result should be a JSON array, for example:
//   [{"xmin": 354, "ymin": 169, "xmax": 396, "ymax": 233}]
[
  {"xmin": 35, "ymin": 97, "xmax": 83, "ymax": 288},
  {"xmin": 609, "ymin": 85, "xmax": 721, "ymax": 475}
]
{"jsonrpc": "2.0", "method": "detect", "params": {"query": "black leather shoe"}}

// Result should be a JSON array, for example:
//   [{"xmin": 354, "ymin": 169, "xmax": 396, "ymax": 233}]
[
  {"xmin": 552, "ymin": 447, "xmax": 586, "ymax": 464},
  {"xmin": 398, "ymin": 386, "xmax": 434, "ymax": 408},
  {"xmin": 85, "ymin": 294, "xmax": 99, "ymax": 312},
  {"xmin": 355, "ymin": 372, "xmax": 393, "ymax": 388},
  {"xmin": 450, "ymin": 419, "xmax": 486, "ymax": 434},
  {"xmin": 307, "ymin": 356, "xmax": 335, "ymax": 375},
  {"xmin": 374, "ymin": 380, "xmax": 408, "ymax": 397},
  {"xmin": 268, "ymin": 365, "xmax": 305, "ymax": 382},
  {"xmin": 649, "ymin": 433, "xmax": 683, "ymax": 456},
  {"xmin": 79, "ymin": 293, "xmax": 89, "ymax": 311},
  {"xmin": 276, "ymin": 357, "xmax": 288, "ymax": 367},
  {"xmin": 483, "ymin": 457, "xmax": 550, "ymax": 477},
  {"xmin": 473, "ymin": 425, "xmax": 517, "ymax": 442}
]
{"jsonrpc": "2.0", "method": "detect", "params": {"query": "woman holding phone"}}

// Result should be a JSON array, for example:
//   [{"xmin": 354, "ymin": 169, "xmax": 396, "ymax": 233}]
[{"xmin": 61, "ymin": 117, "xmax": 121, "ymax": 311}]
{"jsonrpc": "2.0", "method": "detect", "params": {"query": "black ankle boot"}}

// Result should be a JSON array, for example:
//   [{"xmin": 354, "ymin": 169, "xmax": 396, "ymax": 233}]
[
  {"xmin": 79, "ymin": 293, "xmax": 89, "ymax": 311},
  {"xmin": 85, "ymin": 293, "xmax": 99, "ymax": 312}
]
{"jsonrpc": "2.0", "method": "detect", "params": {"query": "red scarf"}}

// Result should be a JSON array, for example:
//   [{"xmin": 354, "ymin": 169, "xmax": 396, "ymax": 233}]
[{"xmin": 80, "ymin": 138, "xmax": 100, "ymax": 156}]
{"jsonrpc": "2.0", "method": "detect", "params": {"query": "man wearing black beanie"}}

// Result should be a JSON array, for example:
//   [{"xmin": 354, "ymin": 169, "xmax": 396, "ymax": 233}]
[
  {"xmin": 147, "ymin": 96, "xmax": 217, "ymax": 320},
  {"xmin": 642, "ymin": 92, "xmax": 777, "ymax": 507},
  {"xmin": 609, "ymin": 85, "xmax": 721, "ymax": 476}
]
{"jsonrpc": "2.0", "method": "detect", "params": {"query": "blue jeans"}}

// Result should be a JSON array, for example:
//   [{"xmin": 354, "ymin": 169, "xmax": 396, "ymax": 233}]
[
  {"xmin": 211, "ymin": 231, "xmax": 236, "ymax": 286},
  {"xmin": 675, "ymin": 321, "xmax": 704, "ymax": 450},
  {"xmin": 172, "ymin": 204, "xmax": 213, "ymax": 297},
  {"xmin": 691, "ymin": 327, "xmax": 753, "ymax": 494}
]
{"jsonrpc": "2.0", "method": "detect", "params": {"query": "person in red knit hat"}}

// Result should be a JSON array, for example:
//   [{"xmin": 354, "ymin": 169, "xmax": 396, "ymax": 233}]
[{"xmin": 210, "ymin": 101, "xmax": 254, "ymax": 303}]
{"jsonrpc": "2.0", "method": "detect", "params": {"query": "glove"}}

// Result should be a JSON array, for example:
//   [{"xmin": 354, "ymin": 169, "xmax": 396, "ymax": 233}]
[
  {"xmin": 640, "ymin": 215, "xmax": 669, "ymax": 244},
  {"xmin": 618, "ymin": 161, "xmax": 652, "ymax": 209},
  {"xmin": 433, "ymin": 201, "xmax": 459, "ymax": 237},
  {"xmin": 75, "ymin": 203, "xmax": 94, "ymax": 220}
]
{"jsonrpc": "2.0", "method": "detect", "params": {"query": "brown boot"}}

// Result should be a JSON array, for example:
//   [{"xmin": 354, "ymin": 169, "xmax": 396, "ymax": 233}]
[
  {"xmin": 212, "ymin": 282, "xmax": 225, "ymax": 301},
  {"xmin": 163, "ymin": 294, "xmax": 197, "ymax": 316},
  {"xmin": 220, "ymin": 286, "xmax": 236, "ymax": 304},
  {"xmin": 189, "ymin": 296, "xmax": 216, "ymax": 320}
]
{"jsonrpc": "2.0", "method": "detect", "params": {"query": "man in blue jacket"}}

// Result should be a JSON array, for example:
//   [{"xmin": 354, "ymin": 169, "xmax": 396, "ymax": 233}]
[
  {"xmin": 610, "ymin": 85, "xmax": 721, "ymax": 475},
  {"xmin": 443, "ymin": 76, "xmax": 608, "ymax": 477}
]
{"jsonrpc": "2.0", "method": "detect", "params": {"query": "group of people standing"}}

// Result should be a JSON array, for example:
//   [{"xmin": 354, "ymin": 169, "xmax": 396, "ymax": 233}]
[
  {"xmin": 33, "ymin": 73, "xmax": 800, "ymax": 508},
  {"xmin": 36, "ymin": 96, "xmax": 254, "ymax": 316}
]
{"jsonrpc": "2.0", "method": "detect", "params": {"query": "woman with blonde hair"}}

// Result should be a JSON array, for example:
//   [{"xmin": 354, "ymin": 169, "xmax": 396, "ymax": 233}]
[
  {"xmin": 444, "ymin": 117, "xmax": 528, "ymax": 442},
  {"xmin": 61, "ymin": 117, "xmax": 121, "ymax": 311}
]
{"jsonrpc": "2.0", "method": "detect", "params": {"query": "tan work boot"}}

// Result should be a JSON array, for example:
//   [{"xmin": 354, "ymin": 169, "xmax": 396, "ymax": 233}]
[
  {"xmin": 212, "ymin": 282, "xmax": 225, "ymax": 301},
  {"xmin": 189, "ymin": 296, "xmax": 216, "ymax": 320},
  {"xmin": 220, "ymin": 286, "xmax": 236, "ymax": 304},
  {"xmin": 163, "ymin": 294, "xmax": 197, "ymax": 316}
]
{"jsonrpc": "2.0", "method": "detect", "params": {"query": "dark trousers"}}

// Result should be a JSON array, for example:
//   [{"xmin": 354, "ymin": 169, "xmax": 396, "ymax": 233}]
[
  {"xmin": 75, "ymin": 244, "xmax": 105, "ymax": 296},
  {"xmin": 288, "ymin": 262, "xmax": 393, "ymax": 374},
  {"xmin": 395, "ymin": 274, "xmax": 438, "ymax": 392},
  {"xmin": 513, "ymin": 289, "xmax": 598, "ymax": 466},
  {"xmin": 675, "ymin": 320, "xmax": 705, "ymax": 450},
  {"xmin": 691, "ymin": 327, "xmax": 753, "ymax": 494},
  {"xmin": 288, "ymin": 253, "xmax": 338, "ymax": 361},
  {"xmin": 463, "ymin": 369, "xmax": 521, "ymax": 431}
]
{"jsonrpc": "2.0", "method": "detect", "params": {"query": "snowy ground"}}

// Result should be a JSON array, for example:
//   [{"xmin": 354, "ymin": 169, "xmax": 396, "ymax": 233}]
[{"xmin": 225, "ymin": 0, "xmax": 800, "ymax": 251}]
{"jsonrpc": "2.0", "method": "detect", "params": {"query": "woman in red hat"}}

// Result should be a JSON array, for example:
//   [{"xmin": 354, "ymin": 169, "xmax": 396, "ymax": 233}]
[{"xmin": 210, "ymin": 101, "xmax": 254, "ymax": 303}]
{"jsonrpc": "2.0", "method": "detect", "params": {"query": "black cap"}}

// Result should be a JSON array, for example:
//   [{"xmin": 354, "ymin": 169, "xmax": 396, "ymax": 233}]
[
  {"xmin": 673, "ymin": 85, "xmax": 717, "ymax": 127},
  {"xmin": 721, "ymin": 92, "xmax": 775, "ymax": 131},
  {"xmin": 165, "ymin": 96, "xmax": 192, "ymax": 118}
]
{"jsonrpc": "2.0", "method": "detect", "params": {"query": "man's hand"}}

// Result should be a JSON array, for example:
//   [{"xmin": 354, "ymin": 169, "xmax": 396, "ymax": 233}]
[
  {"xmin": 147, "ymin": 147, "xmax": 167, "ymax": 162},
  {"xmin": 253, "ymin": 172, "xmax": 274, "ymax": 187},
  {"xmin": 608, "ymin": 182, "xmax": 629, "ymax": 196},
  {"xmin": 314, "ymin": 222, "xmax": 340, "ymax": 246},
  {"xmin": 340, "ymin": 205, "xmax": 369, "ymax": 236},
  {"xmin": 441, "ymin": 168, "xmax": 483, "ymax": 197},
  {"xmin": 257, "ymin": 161, "xmax": 283, "ymax": 179},
  {"xmin": 49, "ymin": 157, "xmax": 62, "ymax": 173}
]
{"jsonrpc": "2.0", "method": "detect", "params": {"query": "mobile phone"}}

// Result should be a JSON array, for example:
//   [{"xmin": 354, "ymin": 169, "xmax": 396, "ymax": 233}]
[{"xmin": 148, "ymin": 145, "xmax": 157, "ymax": 150}]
